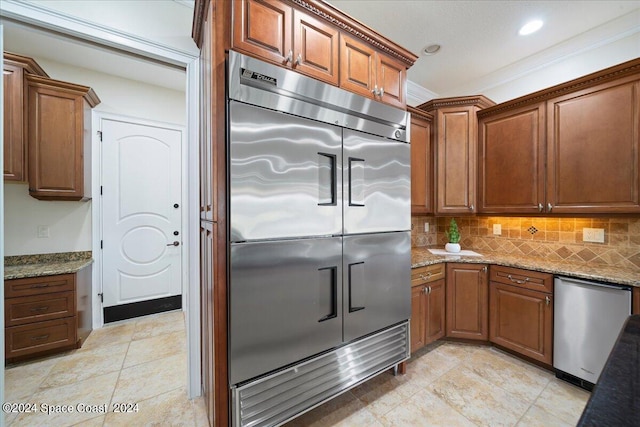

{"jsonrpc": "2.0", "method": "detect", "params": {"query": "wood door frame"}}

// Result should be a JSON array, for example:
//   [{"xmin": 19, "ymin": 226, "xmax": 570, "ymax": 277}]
[{"xmin": 1, "ymin": 1, "xmax": 202, "ymax": 399}]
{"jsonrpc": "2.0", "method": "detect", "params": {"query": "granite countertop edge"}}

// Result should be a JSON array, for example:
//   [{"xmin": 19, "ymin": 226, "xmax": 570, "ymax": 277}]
[
  {"xmin": 412, "ymin": 247, "xmax": 640, "ymax": 288},
  {"xmin": 4, "ymin": 252, "xmax": 94, "ymax": 280}
]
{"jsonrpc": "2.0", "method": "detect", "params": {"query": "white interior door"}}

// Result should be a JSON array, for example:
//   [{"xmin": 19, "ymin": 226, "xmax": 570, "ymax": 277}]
[{"xmin": 101, "ymin": 118, "xmax": 183, "ymax": 308}]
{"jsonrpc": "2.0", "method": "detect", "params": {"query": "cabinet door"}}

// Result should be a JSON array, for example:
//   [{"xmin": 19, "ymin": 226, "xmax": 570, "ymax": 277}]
[
  {"xmin": 478, "ymin": 104, "xmax": 545, "ymax": 214},
  {"xmin": 489, "ymin": 282, "xmax": 553, "ymax": 365},
  {"xmin": 436, "ymin": 107, "xmax": 477, "ymax": 214},
  {"xmin": 446, "ymin": 263, "xmax": 488, "ymax": 340},
  {"xmin": 26, "ymin": 81, "xmax": 86, "ymax": 200},
  {"xmin": 232, "ymin": 0, "xmax": 292, "ymax": 66},
  {"xmin": 426, "ymin": 278, "xmax": 446, "ymax": 344},
  {"xmin": 410, "ymin": 285, "xmax": 426, "ymax": 353},
  {"xmin": 546, "ymin": 79, "xmax": 640, "ymax": 213},
  {"xmin": 339, "ymin": 34, "xmax": 376, "ymax": 100},
  {"xmin": 377, "ymin": 53, "xmax": 406, "ymax": 108},
  {"xmin": 293, "ymin": 10, "xmax": 339, "ymax": 85},
  {"xmin": 410, "ymin": 112, "xmax": 433, "ymax": 214},
  {"xmin": 3, "ymin": 62, "xmax": 25, "ymax": 181}
]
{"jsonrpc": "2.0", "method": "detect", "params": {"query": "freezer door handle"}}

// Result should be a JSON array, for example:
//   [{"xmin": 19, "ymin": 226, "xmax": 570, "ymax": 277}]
[
  {"xmin": 348, "ymin": 262, "xmax": 366, "ymax": 313},
  {"xmin": 318, "ymin": 266, "xmax": 338, "ymax": 322},
  {"xmin": 348, "ymin": 157, "xmax": 365, "ymax": 207},
  {"xmin": 317, "ymin": 152, "xmax": 337, "ymax": 206}
]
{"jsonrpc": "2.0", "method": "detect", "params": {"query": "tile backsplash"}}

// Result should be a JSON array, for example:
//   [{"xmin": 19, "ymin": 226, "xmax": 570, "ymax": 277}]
[{"xmin": 412, "ymin": 216, "xmax": 640, "ymax": 270}]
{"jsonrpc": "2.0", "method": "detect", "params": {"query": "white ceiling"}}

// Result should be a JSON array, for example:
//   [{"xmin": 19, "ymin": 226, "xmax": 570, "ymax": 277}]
[
  {"xmin": 2, "ymin": 1, "xmax": 638, "ymax": 100},
  {"xmin": 329, "ymin": 0, "xmax": 640, "ymax": 99}
]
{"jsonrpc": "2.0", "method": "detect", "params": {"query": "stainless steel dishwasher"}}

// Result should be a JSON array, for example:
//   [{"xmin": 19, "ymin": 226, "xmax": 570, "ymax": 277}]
[{"xmin": 554, "ymin": 276, "xmax": 632, "ymax": 390}]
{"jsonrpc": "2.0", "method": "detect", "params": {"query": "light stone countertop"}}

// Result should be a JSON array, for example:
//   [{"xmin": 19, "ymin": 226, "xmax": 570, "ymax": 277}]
[
  {"xmin": 412, "ymin": 247, "xmax": 640, "ymax": 288},
  {"xmin": 4, "ymin": 251, "xmax": 93, "ymax": 280}
]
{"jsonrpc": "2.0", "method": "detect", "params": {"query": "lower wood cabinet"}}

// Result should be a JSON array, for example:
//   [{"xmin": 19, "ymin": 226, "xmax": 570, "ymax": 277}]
[
  {"xmin": 489, "ymin": 266, "xmax": 553, "ymax": 365},
  {"xmin": 446, "ymin": 263, "xmax": 488, "ymax": 340},
  {"xmin": 633, "ymin": 287, "xmax": 640, "ymax": 315},
  {"xmin": 410, "ymin": 264, "xmax": 445, "ymax": 353},
  {"xmin": 4, "ymin": 266, "xmax": 92, "ymax": 362}
]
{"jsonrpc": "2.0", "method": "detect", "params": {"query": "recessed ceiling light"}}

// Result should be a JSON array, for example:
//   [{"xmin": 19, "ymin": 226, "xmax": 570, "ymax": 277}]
[
  {"xmin": 519, "ymin": 20, "xmax": 543, "ymax": 36},
  {"xmin": 422, "ymin": 44, "xmax": 441, "ymax": 56}
]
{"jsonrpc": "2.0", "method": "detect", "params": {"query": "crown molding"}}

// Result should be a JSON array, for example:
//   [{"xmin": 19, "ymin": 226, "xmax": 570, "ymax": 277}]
[
  {"xmin": 406, "ymin": 79, "xmax": 438, "ymax": 107},
  {"xmin": 0, "ymin": 0, "xmax": 198, "ymax": 67}
]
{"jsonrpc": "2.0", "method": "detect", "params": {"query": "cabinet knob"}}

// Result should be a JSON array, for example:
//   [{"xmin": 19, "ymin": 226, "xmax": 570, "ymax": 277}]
[
  {"xmin": 547, "ymin": 203, "xmax": 553, "ymax": 212},
  {"xmin": 545, "ymin": 295, "xmax": 551, "ymax": 306},
  {"xmin": 538, "ymin": 203, "xmax": 543, "ymax": 212},
  {"xmin": 469, "ymin": 204, "xmax": 475, "ymax": 211},
  {"xmin": 284, "ymin": 50, "xmax": 293, "ymax": 64},
  {"xmin": 379, "ymin": 87, "xmax": 384, "ymax": 97},
  {"xmin": 295, "ymin": 53, "xmax": 302, "ymax": 66},
  {"xmin": 372, "ymin": 85, "xmax": 379, "ymax": 96}
]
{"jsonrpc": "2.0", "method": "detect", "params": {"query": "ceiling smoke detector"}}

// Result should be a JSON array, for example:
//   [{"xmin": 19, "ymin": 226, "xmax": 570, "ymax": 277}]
[
  {"xmin": 422, "ymin": 44, "xmax": 441, "ymax": 56},
  {"xmin": 519, "ymin": 20, "xmax": 544, "ymax": 36}
]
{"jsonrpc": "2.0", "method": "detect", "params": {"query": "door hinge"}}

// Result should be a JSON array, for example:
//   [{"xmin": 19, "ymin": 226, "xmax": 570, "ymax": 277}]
[
  {"xmin": 100, "ymin": 186, "xmax": 103, "ymax": 195},
  {"xmin": 97, "ymin": 130, "xmax": 103, "ymax": 142},
  {"xmin": 100, "ymin": 240, "xmax": 103, "ymax": 249},
  {"xmin": 98, "ymin": 293, "xmax": 103, "ymax": 303}
]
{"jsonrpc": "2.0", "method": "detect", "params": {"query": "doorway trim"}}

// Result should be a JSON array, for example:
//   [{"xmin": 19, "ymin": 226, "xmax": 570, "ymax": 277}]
[{"xmin": 1, "ymin": 0, "xmax": 202, "ymax": 399}]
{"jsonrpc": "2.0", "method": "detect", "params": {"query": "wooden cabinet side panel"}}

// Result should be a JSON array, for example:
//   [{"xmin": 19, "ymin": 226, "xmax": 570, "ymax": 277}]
[
  {"xmin": 3, "ymin": 63, "xmax": 25, "ymax": 181},
  {"xmin": 410, "ymin": 114, "xmax": 433, "ymax": 214},
  {"xmin": 489, "ymin": 283, "xmax": 552, "ymax": 365},
  {"xmin": 478, "ymin": 105, "xmax": 545, "ymax": 213},
  {"xmin": 633, "ymin": 287, "xmax": 640, "ymax": 315},
  {"xmin": 426, "ymin": 279, "xmax": 446, "ymax": 344},
  {"xmin": 377, "ymin": 54, "xmax": 406, "ymax": 108},
  {"xmin": 436, "ymin": 108, "xmax": 475, "ymax": 214},
  {"xmin": 293, "ymin": 10, "xmax": 339, "ymax": 85},
  {"xmin": 339, "ymin": 34, "xmax": 376, "ymax": 99},
  {"xmin": 547, "ymin": 79, "xmax": 640, "ymax": 213},
  {"xmin": 410, "ymin": 285, "xmax": 426, "ymax": 353},
  {"xmin": 446, "ymin": 263, "xmax": 488, "ymax": 340},
  {"xmin": 232, "ymin": 0, "xmax": 292, "ymax": 65}
]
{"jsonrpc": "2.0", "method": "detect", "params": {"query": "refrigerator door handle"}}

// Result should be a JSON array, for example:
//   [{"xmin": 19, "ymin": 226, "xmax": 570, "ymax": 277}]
[
  {"xmin": 348, "ymin": 157, "xmax": 365, "ymax": 207},
  {"xmin": 317, "ymin": 152, "xmax": 337, "ymax": 206},
  {"xmin": 348, "ymin": 262, "xmax": 366, "ymax": 313},
  {"xmin": 318, "ymin": 266, "xmax": 338, "ymax": 322}
]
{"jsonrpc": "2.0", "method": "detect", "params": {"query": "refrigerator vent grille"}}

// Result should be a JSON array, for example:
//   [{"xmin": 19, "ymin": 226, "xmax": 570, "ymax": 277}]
[{"xmin": 231, "ymin": 322, "xmax": 409, "ymax": 427}]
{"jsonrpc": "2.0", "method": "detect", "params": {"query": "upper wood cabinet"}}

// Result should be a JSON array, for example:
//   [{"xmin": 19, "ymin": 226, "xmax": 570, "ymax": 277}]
[
  {"xmin": 446, "ymin": 263, "xmax": 488, "ymax": 341},
  {"xmin": 339, "ymin": 34, "xmax": 406, "ymax": 108},
  {"xmin": 409, "ymin": 107, "xmax": 434, "ymax": 215},
  {"xmin": 420, "ymin": 96, "xmax": 495, "ymax": 215},
  {"xmin": 26, "ymin": 75, "xmax": 100, "ymax": 201},
  {"xmin": 3, "ymin": 53, "xmax": 48, "ymax": 182},
  {"xmin": 478, "ymin": 58, "xmax": 640, "ymax": 214},
  {"xmin": 232, "ymin": 0, "xmax": 415, "ymax": 107}
]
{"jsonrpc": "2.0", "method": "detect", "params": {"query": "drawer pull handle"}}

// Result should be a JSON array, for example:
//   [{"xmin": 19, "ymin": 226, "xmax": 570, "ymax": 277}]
[
  {"xmin": 30, "ymin": 306, "xmax": 49, "ymax": 312},
  {"xmin": 419, "ymin": 272, "xmax": 432, "ymax": 281},
  {"xmin": 31, "ymin": 334, "xmax": 50, "ymax": 341},
  {"xmin": 507, "ymin": 274, "xmax": 529, "ymax": 285},
  {"xmin": 31, "ymin": 284, "xmax": 50, "ymax": 288}
]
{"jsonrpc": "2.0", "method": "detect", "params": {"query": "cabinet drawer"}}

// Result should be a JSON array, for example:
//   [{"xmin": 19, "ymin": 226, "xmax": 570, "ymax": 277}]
[
  {"xmin": 490, "ymin": 265, "xmax": 552, "ymax": 293},
  {"xmin": 5, "ymin": 292, "xmax": 75, "ymax": 327},
  {"xmin": 412, "ymin": 264, "xmax": 445, "ymax": 286},
  {"xmin": 5, "ymin": 317, "xmax": 76, "ymax": 359},
  {"xmin": 5, "ymin": 274, "xmax": 75, "ymax": 298}
]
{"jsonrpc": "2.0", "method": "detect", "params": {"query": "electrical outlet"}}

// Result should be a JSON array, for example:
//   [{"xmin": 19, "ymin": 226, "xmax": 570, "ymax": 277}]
[
  {"xmin": 583, "ymin": 228, "xmax": 605, "ymax": 243},
  {"xmin": 424, "ymin": 223, "xmax": 430, "ymax": 233},
  {"xmin": 37, "ymin": 225, "xmax": 50, "ymax": 238},
  {"xmin": 493, "ymin": 224, "xmax": 502, "ymax": 235}
]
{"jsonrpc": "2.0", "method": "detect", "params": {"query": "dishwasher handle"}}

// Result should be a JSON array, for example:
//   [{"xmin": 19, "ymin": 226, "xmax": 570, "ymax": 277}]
[{"xmin": 555, "ymin": 276, "xmax": 632, "ymax": 292}]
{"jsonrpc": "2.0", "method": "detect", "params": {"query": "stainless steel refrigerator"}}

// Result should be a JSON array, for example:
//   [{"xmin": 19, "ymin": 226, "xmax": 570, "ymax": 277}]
[{"xmin": 227, "ymin": 51, "xmax": 411, "ymax": 427}]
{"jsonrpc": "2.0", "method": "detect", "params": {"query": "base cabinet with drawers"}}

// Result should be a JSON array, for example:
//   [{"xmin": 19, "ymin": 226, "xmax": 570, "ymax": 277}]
[
  {"xmin": 4, "ymin": 266, "xmax": 92, "ymax": 362},
  {"xmin": 410, "ymin": 264, "xmax": 445, "ymax": 353},
  {"xmin": 489, "ymin": 265, "xmax": 554, "ymax": 365}
]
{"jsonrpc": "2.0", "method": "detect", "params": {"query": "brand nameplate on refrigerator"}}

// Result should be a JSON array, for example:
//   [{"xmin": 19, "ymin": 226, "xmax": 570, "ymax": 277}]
[{"xmin": 241, "ymin": 68, "xmax": 277, "ymax": 86}]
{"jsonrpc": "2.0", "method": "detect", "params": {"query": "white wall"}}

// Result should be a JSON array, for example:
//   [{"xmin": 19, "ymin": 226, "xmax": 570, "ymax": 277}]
[{"xmin": 3, "ymin": 58, "xmax": 185, "ymax": 256}]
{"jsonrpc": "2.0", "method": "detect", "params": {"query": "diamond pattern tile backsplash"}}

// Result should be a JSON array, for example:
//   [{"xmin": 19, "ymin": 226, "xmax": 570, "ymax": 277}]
[{"xmin": 411, "ymin": 216, "xmax": 640, "ymax": 270}]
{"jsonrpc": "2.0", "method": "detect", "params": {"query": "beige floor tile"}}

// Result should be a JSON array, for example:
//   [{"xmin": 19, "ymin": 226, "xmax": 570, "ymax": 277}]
[
  {"xmin": 132, "ymin": 310, "xmax": 185, "ymax": 341},
  {"xmin": 284, "ymin": 391, "xmax": 364, "ymax": 427},
  {"xmin": 123, "ymin": 330, "xmax": 186, "ymax": 368},
  {"xmin": 103, "ymin": 387, "xmax": 194, "ymax": 427},
  {"xmin": 191, "ymin": 396, "xmax": 210, "ymax": 427},
  {"xmin": 429, "ymin": 365, "xmax": 530, "ymax": 426},
  {"xmin": 81, "ymin": 321, "xmax": 136, "ymax": 350},
  {"xmin": 112, "ymin": 353, "xmax": 187, "ymax": 403},
  {"xmin": 379, "ymin": 389, "xmax": 476, "ymax": 427},
  {"xmin": 12, "ymin": 372, "xmax": 119, "ymax": 427},
  {"xmin": 40, "ymin": 342, "xmax": 129, "ymax": 389},
  {"xmin": 534, "ymin": 379, "xmax": 590, "ymax": 425},
  {"xmin": 333, "ymin": 406, "xmax": 383, "ymax": 427},
  {"xmin": 516, "ymin": 404, "xmax": 573, "ymax": 427},
  {"xmin": 5, "ymin": 356, "xmax": 60, "ymax": 401},
  {"xmin": 463, "ymin": 347, "xmax": 552, "ymax": 402},
  {"xmin": 351, "ymin": 372, "xmax": 414, "ymax": 417}
]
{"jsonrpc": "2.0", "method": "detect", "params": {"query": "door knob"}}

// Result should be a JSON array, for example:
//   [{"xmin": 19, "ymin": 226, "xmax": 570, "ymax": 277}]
[{"xmin": 167, "ymin": 241, "xmax": 180, "ymax": 247}]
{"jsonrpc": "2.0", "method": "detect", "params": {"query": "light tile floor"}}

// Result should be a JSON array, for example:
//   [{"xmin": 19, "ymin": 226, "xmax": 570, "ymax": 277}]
[
  {"xmin": 4, "ymin": 310, "xmax": 209, "ymax": 427},
  {"xmin": 285, "ymin": 341, "xmax": 591, "ymax": 427},
  {"xmin": 6, "ymin": 312, "xmax": 591, "ymax": 427}
]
